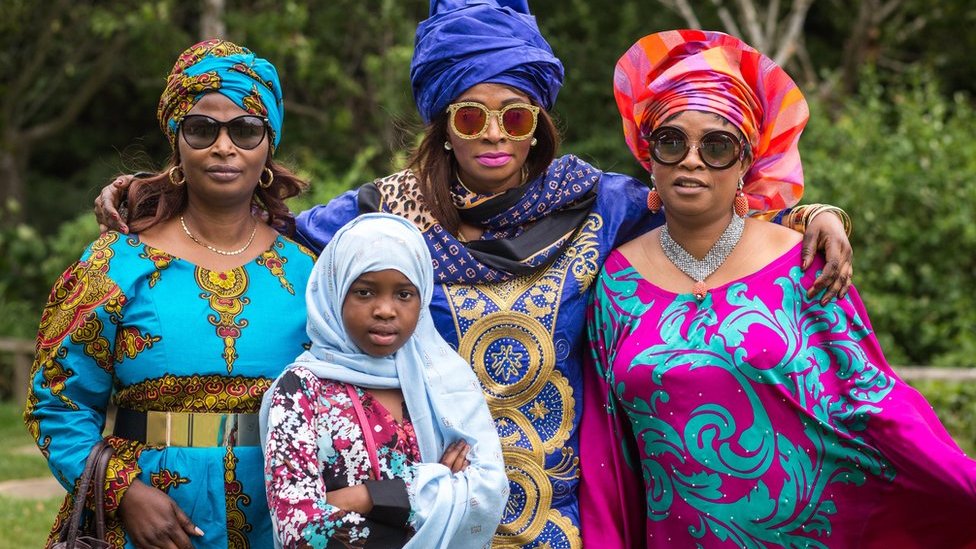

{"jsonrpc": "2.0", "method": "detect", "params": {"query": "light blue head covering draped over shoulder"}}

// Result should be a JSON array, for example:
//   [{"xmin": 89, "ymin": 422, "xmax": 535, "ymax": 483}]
[
  {"xmin": 259, "ymin": 213, "xmax": 507, "ymax": 548},
  {"xmin": 410, "ymin": 0, "xmax": 565, "ymax": 123}
]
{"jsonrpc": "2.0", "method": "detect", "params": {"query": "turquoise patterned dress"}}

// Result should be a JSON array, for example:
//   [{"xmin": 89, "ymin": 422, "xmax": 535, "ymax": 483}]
[{"xmin": 25, "ymin": 231, "xmax": 315, "ymax": 548}]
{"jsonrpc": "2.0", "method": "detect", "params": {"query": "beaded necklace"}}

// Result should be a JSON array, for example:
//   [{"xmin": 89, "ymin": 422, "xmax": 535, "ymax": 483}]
[{"xmin": 660, "ymin": 214, "xmax": 745, "ymax": 300}]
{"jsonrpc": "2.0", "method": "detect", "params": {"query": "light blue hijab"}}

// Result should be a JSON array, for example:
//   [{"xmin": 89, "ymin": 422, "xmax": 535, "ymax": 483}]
[{"xmin": 260, "ymin": 213, "xmax": 507, "ymax": 548}]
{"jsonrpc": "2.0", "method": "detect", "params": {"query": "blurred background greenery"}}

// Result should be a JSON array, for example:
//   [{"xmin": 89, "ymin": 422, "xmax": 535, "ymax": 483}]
[
  {"xmin": 2, "ymin": 1, "xmax": 976, "ymax": 542},
  {"xmin": 1, "ymin": 0, "xmax": 975, "ymax": 388}
]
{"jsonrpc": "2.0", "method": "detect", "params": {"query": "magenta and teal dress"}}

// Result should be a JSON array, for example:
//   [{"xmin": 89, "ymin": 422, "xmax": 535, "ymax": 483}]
[
  {"xmin": 25, "ymin": 231, "xmax": 315, "ymax": 548},
  {"xmin": 581, "ymin": 244, "xmax": 976, "ymax": 548}
]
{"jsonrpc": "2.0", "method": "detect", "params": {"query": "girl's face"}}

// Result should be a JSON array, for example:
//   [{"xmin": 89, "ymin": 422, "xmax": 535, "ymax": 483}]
[
  {"xmin": 446, "ymin": 82, "xmax": 536, "ymax": 195},
  {"xmin": 342, "ymin": 269, "xmax": 421, "ymax": 358}
]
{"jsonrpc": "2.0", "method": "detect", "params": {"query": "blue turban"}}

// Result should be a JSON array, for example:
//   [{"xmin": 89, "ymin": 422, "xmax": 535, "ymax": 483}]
[
  {"xmin": 157, "ymin": 39, "xmax": 284, "ymax": 152},
  {"xmin": 410, "ymin": 0, "xmax": 565, "ymax": 124}
]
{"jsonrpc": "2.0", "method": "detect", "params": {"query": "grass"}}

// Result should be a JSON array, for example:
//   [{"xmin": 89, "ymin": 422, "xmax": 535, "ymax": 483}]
[
  {"xmin": 0, "ymin": 496, "xmax": 62, "ymax": 548},
  {"xmin": 0, "ymin": 401, "xmax": 61, "ymax": 547},
  {"xmin": 0, "ymin": 401, "xmax": 51, "ymax": 482}
]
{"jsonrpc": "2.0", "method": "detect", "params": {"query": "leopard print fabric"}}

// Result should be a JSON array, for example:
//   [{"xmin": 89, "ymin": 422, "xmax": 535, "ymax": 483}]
[{"xmin": 372, "ymin": 170, "xmax": 439, "ymax": 232}]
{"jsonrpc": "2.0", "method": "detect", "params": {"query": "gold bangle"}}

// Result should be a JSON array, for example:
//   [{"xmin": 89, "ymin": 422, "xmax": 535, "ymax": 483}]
[
  {"xmin": 806, "ymin": 204, "xmax": 853, "ymax": 237},
  {"xmin": 782, "ymin": 204, "xmax": 853, "ymax": 237},
  {"xmin": 784, "ymin": 205, "xmax": 809, "ymax": 234}
]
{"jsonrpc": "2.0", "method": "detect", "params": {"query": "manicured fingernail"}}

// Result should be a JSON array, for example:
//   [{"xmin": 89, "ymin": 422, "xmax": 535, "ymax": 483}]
[{"xmin": 195, "ymin": 527, "xmax": 205, "ymax": 536}]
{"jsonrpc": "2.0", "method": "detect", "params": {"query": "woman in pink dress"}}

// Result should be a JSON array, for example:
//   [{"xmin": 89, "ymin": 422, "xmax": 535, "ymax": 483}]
[{"xmin": 580, "ymin": 30, "xmax": 976, "ymax": 549}]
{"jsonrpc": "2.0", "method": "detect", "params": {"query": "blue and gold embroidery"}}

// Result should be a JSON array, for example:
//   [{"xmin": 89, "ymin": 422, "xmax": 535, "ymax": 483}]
[{"xmin": 444, "ymin": 213, "xmax": 602, "ymax": 548}]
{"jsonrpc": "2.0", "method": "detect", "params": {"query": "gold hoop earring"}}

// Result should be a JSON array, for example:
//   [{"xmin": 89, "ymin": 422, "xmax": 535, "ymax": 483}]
[
  {"xmin": 168, "ymin": 166, "xmax": 186, "ymax": 186},
  {"xmin": 260, "ymin": 167, "xmax": 274, "ymax": 189}
]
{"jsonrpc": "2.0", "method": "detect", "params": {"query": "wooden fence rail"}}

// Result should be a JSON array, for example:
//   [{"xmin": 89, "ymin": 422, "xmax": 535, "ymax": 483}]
[
  {"xmin": 1, "ymin": 337, "xmax": 974, "ymax": 407},
  {"xmin": 0, "ymin": 336, "xmax": 34, "ymax": 407}
]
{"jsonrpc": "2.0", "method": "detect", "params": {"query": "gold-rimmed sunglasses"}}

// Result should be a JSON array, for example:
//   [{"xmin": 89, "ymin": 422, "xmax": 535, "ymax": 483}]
[{"xmin": 446, "ymin": 102, "xmax": 540, "ymax": 141}]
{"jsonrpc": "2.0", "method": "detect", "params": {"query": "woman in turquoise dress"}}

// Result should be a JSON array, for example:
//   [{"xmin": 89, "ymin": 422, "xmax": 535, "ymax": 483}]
[{"xmin": 25, "ymin": 40, "xmax": 315, "ymax": 548}]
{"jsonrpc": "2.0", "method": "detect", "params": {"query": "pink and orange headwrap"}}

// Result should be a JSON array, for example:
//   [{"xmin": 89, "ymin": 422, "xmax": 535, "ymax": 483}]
[{"xmin": 614, "ymin": 30, "xmax": 809, "ymax": 211}]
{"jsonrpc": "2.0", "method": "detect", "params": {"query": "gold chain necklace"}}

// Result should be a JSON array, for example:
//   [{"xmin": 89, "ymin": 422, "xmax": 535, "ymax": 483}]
[{"xmin": 179, "ymin": 215, "xmax": 258, "ymax": 256}]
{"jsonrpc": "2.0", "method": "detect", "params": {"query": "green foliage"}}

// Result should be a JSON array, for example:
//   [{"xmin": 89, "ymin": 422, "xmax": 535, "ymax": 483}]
[
  {"xmin": 536, "ymin": 0, "xmax": 681, "ymax": 172},
  {"xmin": 909, "ymin": 379, "xmax": 976, "ymax": 456},
  {"xmin": 802, "ymin": 71, "xmax": 976, "ymax": 366},
  {"xmin": 0, "ymin": 211, "xmax": 100, "ymax": 341},
  {"xmin": 226, "ymin": 0, "xmax": 425, "ymax": 187}
]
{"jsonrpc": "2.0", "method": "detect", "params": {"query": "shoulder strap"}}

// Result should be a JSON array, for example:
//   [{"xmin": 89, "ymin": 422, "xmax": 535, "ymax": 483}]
[{"xmin": 344, "ymin": 384, "xmax": 382, "ymax": 480}]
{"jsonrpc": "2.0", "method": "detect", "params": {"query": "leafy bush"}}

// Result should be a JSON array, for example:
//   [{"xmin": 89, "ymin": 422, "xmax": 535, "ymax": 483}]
[
  {"xmin": 802, "ymin": 71, "xmax": 976, "ymax": 367},
  {"xmin": 910, "ymin": 379, "xmax": 976, "ymax": 455},
  {"xmin": 0, "ymin": 211, "xmax": 100, "ymax": 400}
]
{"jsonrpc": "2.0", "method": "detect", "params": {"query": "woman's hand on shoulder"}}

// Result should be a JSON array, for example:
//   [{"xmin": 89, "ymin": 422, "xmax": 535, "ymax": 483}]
[
  {"xmin": 802, "ymin": 212, "xmax": 853, "ymax": 304},
  {"xmin": 119, "ymin": 479, "xmax": 203, "ymax": 549},
  {"xmin": 94, "ymin": 175, "xmax": 134, "ymax": 234}
]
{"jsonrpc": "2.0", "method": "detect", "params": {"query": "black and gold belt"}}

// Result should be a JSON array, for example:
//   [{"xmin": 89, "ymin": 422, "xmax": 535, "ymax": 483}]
[{"xmin": 113, "ymin": 407, "xmax": 261, "ymax": 447}]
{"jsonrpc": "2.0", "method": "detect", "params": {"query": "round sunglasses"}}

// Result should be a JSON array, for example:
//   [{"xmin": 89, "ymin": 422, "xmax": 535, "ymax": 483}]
[
  {"xmin": 646, "ymin": 126, "xmax": 744, "ymax": 170},
  {"xmin": 179, "ymin": 114, "xmax": 269, "ymax": 150},
  {"xmin": 447, "ymin": 102, "xmax": 540, "ymax": 141}
]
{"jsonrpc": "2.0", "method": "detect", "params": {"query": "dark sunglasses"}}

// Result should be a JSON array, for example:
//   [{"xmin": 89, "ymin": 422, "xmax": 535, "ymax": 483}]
[
  {"xmin": 646, "ymin": 126, "xmax": 744, "ymax": 170},
  {"xmin": 179, "ymin": 114, "xmax": 269, "ymax": 150},
  {"xmin": 447, "ymin": 102, "xmax": 540, "ymax": 141}
]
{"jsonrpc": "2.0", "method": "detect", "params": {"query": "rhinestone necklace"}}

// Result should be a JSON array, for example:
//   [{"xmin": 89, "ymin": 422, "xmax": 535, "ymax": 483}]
[
  {"xmin": 180, "ymin": 215, "xmax": 258, "ymax": 256},
  {"xmin": 660, "ymin": 214, "xmax": 745, "ymax": 301}
]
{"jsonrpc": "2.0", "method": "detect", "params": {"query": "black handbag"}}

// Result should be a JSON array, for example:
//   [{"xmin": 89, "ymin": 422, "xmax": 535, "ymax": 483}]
[{"xmin": 52, "ymin": 440, "xmax": 113, "ymax": 549}]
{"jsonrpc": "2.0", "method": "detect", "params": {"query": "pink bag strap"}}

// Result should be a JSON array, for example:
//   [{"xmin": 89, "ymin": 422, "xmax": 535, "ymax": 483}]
[{"xmin": 345, "ymin": 384, "xmax": 382, "ymax": 480}]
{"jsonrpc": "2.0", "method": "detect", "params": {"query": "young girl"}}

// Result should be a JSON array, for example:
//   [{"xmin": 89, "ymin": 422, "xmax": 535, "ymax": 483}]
[{"xmin": 259, "ymin": 213, "xmax": 507, "ymax": 548}]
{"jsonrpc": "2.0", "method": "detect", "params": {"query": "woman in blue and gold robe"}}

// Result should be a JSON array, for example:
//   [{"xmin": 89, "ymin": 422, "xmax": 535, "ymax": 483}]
[{"xmin": 291, "ymin": 3, "xmax": 852, "ymax": 547}]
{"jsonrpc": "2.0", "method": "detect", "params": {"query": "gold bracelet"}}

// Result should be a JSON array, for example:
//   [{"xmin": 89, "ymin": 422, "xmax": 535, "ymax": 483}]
[
  {"xmin": 783, "ymin": 205, "xmax": 809, "ymax": 234},
  {"xmin": 807, "ymin": 204, "xmax": 853, "ymax": 237}
]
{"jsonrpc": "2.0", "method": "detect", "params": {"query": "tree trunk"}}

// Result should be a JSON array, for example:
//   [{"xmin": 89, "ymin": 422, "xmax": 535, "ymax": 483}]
[
  {"xmin": 0, "ymin": 138, "xmax": 28, "ymax": 226},
  {"xmin": 201, "ymin": 0, "xmax": 226, "ymax": 40}
]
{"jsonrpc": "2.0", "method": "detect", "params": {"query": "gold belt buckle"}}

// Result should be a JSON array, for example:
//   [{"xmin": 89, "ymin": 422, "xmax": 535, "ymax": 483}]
[{"xmin": 144, "ymin": 411, "xmax": 260, "ymax": 447}]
